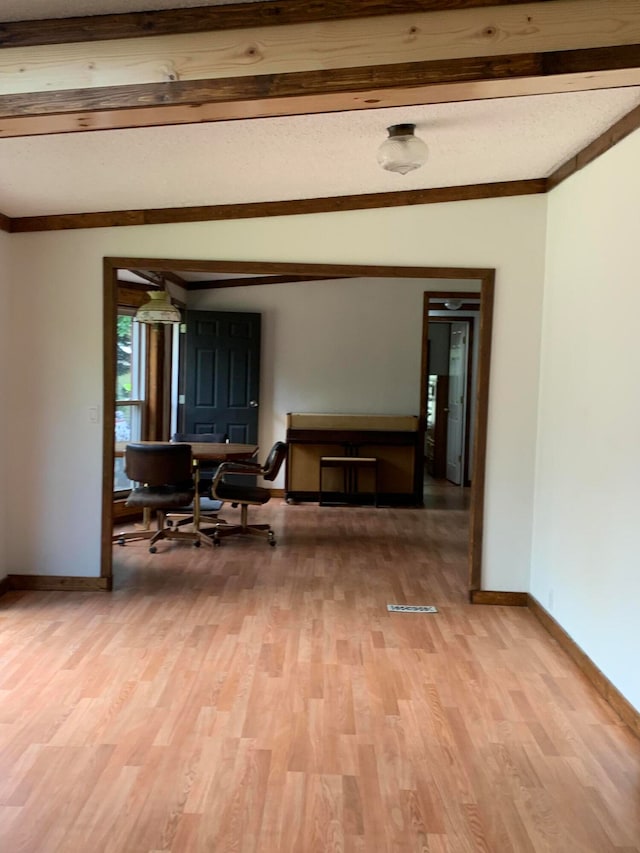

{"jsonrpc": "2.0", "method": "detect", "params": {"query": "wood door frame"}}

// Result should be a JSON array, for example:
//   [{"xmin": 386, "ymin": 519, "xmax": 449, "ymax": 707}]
[
  {"xmin": 102, "ymin": 258, "xmax": 494, "ymax": 594},
  {"xmin": 420, "ymin": 284, "xmax": 494, "ymax": 594}
]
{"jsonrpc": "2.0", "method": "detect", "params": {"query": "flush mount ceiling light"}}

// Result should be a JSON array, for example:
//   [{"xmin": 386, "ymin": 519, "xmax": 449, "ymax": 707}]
[
  {"xmin": 134, "ymin": 282, "xmax": 181, "ymax": 325},
  {"xmin": 377, "ymin": 123, "xmax": 428, "ymax": 175},
  {"xmin": 444, "ymin": 299, "xmax": 463, "ymax": 310}
]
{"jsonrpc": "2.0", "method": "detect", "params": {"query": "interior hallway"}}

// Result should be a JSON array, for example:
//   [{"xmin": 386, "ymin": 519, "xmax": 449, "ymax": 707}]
[
  {"xmin": 423, "ymin": 471, "xmax": 471, "ymax": 511},
  {"xmin": 0, "ymin": 500, "xmax": 638, "ymax": 851}
]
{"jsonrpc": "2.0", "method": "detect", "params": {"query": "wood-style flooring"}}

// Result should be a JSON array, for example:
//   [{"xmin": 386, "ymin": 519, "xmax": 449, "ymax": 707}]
[{"xmin": 0, "ymin": 500, "xmax": 638, "ymax": 852}]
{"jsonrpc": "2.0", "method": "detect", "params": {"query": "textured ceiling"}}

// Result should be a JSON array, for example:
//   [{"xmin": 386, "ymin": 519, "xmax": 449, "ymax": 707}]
[
  {"xmin": 0, "ymin": 87, "xmax": 638, "ymax": 217},
  {"xmin": 1, "ymin": 2, "xmax": 639, "ymax": 219}
]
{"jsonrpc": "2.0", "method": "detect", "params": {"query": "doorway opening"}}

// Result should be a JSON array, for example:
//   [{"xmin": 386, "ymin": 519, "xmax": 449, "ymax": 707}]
[
  {"xmin": 103, "ymin": 259, "xmax": 495, "ymax": 597},
  {"xmin": 420, "ymin": 288, "xmax": 494, "ymax": 593}
]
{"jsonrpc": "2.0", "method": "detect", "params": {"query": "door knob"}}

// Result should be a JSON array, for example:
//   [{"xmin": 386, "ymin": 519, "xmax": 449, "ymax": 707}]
[{"xmin": 249, "ymin": 400, "xmax": 259, "ymax": 408}]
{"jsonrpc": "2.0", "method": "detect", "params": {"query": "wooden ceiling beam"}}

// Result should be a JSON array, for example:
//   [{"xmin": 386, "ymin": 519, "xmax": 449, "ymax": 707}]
[
  {"xmin": 9, "ymin": 179, "xmax": 546, "ymax": 233},
  {"xmin": 547, "ymin": 101, "xmax": 640, "ymax": 190},
  {"xmin": 139, "ymin": 269, "xmax": 186, "ymax": 287},
  {"xmin": 131, "ymin": 269, "xmax": 163, "ymax": 285},
  {"xmin": 0, "ymin": 1, "xmax": 577, "ymax": 49},
  {"xmin": 2, "ymin": 1, "xmax": 638, "ymax": 99},
  {"xmin": 0, "ymin": 46, "xmax": 638, "ymax": 139},
  {"xmin": 0, "ymin": 2, "xmax": 637, "ymax": 139},
  {"xmin": 186, "ymin": 274, "xmax": 348, "ymax": 290}
]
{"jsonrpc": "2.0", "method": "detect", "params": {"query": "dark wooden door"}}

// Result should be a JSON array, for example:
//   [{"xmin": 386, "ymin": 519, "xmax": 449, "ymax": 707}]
[{"xmin": 183, "ymin": 310, "xmax": 261, "ymax": 443}]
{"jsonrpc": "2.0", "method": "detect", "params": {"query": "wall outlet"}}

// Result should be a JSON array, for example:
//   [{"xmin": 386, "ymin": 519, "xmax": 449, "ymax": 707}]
[{"xmin": 89, "ymin": 405, "xmax": 100, "ymax": 424}]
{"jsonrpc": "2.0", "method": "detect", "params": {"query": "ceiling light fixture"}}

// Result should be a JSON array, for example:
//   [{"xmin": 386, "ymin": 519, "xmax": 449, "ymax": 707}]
[
  {"xmin": 444, "ymin": 299, "xmax": 463, "ymax": 311},
  {"xmin": 134, "ymin": 281, "xmax": 181, "ymax": 326},
  {"xmin": 377, "ymin": 123, "xmax": 428, "ymax": 175}
]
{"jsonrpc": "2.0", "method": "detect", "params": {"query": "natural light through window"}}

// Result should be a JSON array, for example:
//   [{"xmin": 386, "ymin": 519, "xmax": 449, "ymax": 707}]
[{"xmin": 114, "ymin": 310, "xmax": 146, "ymax": 492}]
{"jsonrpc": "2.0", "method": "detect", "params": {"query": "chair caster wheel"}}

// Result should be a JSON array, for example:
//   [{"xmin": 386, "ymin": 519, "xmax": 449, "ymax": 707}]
[
  {"xmin": 213, "ymin": 535, "xmax": 222, "ymax": 547},
  {"xmin": 193, "ymin": 540, "xmax": 201, "ymax": 548},
  {"xmin": 268, "ymin": 532, "xmax": 276, "ymax": 547},
  {"xmin": 118, "ymin": 538, "xmax": 125, "ymax": 546},
  {"xmin": 149, "ymin": 546, "xmax": 157, "ymax": 554}
]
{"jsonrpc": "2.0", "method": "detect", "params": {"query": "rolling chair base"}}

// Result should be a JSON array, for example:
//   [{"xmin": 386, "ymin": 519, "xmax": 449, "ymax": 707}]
[
  {"xmin": 210, "ymin": 506, "xmax": 276, "ymax": 546},
  {"xmin": 116, "ymin": 511, "xmax": 214, "ymax": 552},
  {"xmin": 149, "ymin": 525, "xmax": 214, "ymax": 552},
  {"xmin": 212, "ymin": 525, "xmax": 276, "ymax": 546},
  {"xmin": 114, "ymin": 529, "xmax": 155, "ymax": 545},
  {"xmin": 116, "ymin": 529, "xmax": 213, "ymax": 552}
]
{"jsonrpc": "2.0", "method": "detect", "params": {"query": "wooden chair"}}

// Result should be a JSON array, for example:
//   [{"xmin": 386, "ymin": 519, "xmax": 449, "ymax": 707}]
[
  {"xmin": 116, "ymin": 443, "xmax": 213, "ymax": 552},
  {"xmin": 210, "ymin": 441, "xmax": 287, "ymax": 547}
]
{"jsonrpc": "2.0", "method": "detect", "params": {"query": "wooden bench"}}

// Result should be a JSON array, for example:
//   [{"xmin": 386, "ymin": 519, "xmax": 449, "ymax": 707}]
[{"xmin": 319, "ymin": 456, "xmax": 378, "ymax": 507}]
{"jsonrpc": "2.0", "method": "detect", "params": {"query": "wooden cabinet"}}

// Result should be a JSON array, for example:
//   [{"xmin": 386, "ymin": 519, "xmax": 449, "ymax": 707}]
[{"xmin": 285, "ymin": 413, "xmax": 421, "ymax": 506}]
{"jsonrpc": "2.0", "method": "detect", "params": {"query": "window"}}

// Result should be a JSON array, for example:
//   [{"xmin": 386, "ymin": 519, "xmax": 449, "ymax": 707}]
[{"xmin": 114, "ymin": 310, "xmax": 146, "ymax": 492}]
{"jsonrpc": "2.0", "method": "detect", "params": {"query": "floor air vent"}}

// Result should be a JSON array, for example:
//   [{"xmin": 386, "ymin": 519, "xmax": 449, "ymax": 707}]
[{"xmin": 387, "ymin": 604, "xmax": 438, "ymax": 613}]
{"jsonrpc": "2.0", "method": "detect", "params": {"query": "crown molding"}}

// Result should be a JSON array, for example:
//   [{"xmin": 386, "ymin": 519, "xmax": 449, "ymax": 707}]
[
  {"xmin": 547, "ymin": 101, "xmax": 640, "ymax": 190},
  {"xmin": 9, "ymin": 179, "xmax": 546, "ymax": 233}
]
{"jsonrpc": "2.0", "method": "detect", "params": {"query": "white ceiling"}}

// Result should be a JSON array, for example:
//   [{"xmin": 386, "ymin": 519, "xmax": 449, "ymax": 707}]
[{"xmin": 0, "ymin": 2, "xmax": 639, "ymax": 219}]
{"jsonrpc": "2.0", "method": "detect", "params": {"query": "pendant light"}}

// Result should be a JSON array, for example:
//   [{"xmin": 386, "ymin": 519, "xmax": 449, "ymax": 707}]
[
  {"xmin": 377, "ymin": 123, "xmax": 428, "ymax": 175},
  {"xmin": 134, "ymin": 282, "xmax": 181, "ymax": 325}
]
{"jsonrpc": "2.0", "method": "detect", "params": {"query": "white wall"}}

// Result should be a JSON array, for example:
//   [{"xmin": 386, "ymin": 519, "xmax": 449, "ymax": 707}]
[
  {"xmin": 532, "ymin": 129, "xmax": 640, "ymax": 711},
  {"xmin": 6, "ymin": 194, "xmax": 546, "ymax": 589},
  {"xmin": 187, "ymin": 276, "xmax": 477, "ymax": 459},
  {"xmin": 0, "ymin": 230, "xmax": 9, "ymax": 579}
]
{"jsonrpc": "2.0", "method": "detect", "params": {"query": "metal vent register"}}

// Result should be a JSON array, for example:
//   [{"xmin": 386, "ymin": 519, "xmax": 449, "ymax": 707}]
[{"xmin": 387, "ymin": 604, "xmax": 438, "ymax": 613}]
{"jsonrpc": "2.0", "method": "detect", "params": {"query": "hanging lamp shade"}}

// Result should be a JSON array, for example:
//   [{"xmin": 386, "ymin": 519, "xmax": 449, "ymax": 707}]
[
  {"xmin": 377, "ymin": 123, "xmax": 428, "ymax": 175},
  {"xmin": 134, "ymin": 289, "xmax": 181, "ymax": 325}
]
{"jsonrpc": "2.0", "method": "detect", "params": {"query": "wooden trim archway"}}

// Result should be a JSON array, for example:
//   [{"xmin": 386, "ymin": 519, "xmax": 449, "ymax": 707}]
[{"xmin": 102, "ymin": 258, "xmax": 494, "ymax": 595}]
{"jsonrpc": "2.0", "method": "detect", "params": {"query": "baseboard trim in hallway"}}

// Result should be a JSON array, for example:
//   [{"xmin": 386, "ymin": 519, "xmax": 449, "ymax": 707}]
[
  {"xmin": 470, "ymin": 590, "xmax": 528, "ymax": 606},
  {"xmin": 6, "ymin": 574, "xmax": 111, "ymax": 591},
  {"xmin": 528, "ymin": 593, "xmax": 640, "ymax": 739},
  {"xmin": 473, "ymin": 588, "xmax": 639, "ymax": 739}
]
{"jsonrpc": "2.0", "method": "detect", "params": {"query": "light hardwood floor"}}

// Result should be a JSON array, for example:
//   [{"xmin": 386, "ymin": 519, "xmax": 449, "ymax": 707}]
[{"xmin": 0, "ymin": 500, "xmax": 638, "ymax": 852}]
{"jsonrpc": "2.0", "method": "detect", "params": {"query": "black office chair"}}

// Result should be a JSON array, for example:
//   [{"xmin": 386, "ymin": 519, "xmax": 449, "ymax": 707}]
[
  {"xmin": 172, "ymin": 432, "xmax": 228, "ymax": 494},
  {"xmin": 210, "ymin": 441, "xmax": 287, "ymax": 546},
  {"xmin": 169, "ymin": 432, "xmax": 228, "ymax": 528},
  {"xmin": 117, "ymin": 443, "xmax": 213, "ymax": 552}
]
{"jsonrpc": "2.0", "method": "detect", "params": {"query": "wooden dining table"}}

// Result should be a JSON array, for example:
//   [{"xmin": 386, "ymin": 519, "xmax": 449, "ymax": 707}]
[
  {"xmin": 113, "ymin": 441, "xmax": 259, "ymax": 540},
  {"xmin": 114, "ymin": 441, "xmax": 258, "ymax": 462}
]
